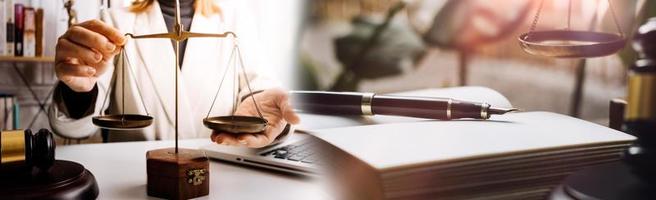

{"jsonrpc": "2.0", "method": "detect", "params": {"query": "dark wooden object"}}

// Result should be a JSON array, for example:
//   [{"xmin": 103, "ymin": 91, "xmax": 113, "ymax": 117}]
[
  {"xmin": 0, "ymin": 160, "xmax": 99, "ymax": 200},
  {"xmin": 569, "ymin": 59, "xmax": 587, "ymax": 117},
  {"xmin": 609, "ymin": 99, "xmax": 627, "ymax": 131},
  {"xmin": 555, "ymin": 162, "xmax": 654, "ymax": 200},
  {"xmin": 146, "ymin": 148, "xmax": 209, "ymax": 200}
]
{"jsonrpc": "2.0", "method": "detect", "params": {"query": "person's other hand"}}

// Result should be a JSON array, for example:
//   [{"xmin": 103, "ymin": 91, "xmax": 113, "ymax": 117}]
[
  {"xmin": 211, "ymin": 89, "xmax": 300, "ymax": 148},
  {"xmin": 55, "ymin": 19, "xmax": 126, "ymax": 92}
]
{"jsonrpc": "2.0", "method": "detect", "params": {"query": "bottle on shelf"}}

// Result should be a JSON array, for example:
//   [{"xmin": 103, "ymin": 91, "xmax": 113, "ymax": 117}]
[
  {"xmin": 13, "ymin": 3, "xmax": 23, "ymax": 56},
  {"xmin": 5, "ymin": 0, "xmax": 14, "ymax": 56}
]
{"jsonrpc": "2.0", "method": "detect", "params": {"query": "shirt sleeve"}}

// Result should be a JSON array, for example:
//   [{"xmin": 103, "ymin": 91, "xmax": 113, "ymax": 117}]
[{"xmin": 48, "ymin": 59, "xmax": 115, "ymax": 139}]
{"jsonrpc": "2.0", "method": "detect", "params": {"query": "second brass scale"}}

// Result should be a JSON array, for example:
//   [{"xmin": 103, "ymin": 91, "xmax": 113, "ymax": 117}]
[
  {"xmin": 518, "ymin": 0, "xmax": 626, "ymax": 58},
  {"xmin": 91, "ymin": 1, "xmax": 268, "ymax": 149}
]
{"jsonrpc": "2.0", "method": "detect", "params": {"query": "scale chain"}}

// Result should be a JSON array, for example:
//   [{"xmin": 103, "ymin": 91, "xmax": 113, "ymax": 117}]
[
  {"xmin": 98, "ymin": 54, "xmax": 118, "ymax": 116},
  {"xmin": 122, "ymin": 44, "xmax": 125, "ymax": 122},
  {"xmin": 122, "ymin": 43, "xmax": 151, "ymax": 116},
  {"xmin": 526, "ymin": 0, "xmax": 624, "ymax": 39},
  {"xmin": 206, "ymin": 41, "xmax": 265, "ymax": 120},
  {"xmin": 607, "ymin": 0, "xmax": 624, "ymax": 37},
  {"xmin": 206, "ymin": 45, "xmax": 237, "ymax": 119},
  {"xmin": 526, "ymin": 0, "xmax": 545, "ymax": 39},
  {"xmin": 567, "ymin": 0, "xmax": 572, "ymax": 30},
  {"xmin": 235, "ymin": 45, "xmax": 265, "ymax": 119},
  {"xmin": 232, "ymin": 46, "xmax": 239, "ymax": 115},
  {"xmin": 97, "ymin": 45, "xmax": 152, "ymax": 118}
]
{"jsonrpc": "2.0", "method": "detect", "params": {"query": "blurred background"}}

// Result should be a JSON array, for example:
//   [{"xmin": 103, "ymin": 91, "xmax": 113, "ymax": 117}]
[{"xmin": 298, "ymin": 0, "xmax": 655, "ymax": 124}]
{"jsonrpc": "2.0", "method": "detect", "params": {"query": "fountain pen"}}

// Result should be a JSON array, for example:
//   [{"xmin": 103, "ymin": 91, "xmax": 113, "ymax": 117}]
[{"xmin": 290, "ymin": 91, "xmax": 518, "ymax": 120}]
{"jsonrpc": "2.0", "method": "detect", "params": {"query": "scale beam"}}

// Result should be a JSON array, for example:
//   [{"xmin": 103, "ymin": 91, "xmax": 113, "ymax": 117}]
[{"xmin": 125, "ymin": 31, "xmax": 238, "ymax": 41}]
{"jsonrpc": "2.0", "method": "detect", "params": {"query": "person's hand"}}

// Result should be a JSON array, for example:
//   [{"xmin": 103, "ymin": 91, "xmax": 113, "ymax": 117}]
[
  {"xmin": 211, "ymin": 89, "xmax": 300, "ymax": 148},
  {"xmin": 55, "ymin": 19, "xmax": 126, "ymax": 92}
]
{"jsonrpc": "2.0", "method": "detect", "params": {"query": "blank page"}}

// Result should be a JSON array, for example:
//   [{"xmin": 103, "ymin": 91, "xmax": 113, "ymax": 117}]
[{"xmin": 310, "ymin": 112, "xmax": 635, "ymax": 171}]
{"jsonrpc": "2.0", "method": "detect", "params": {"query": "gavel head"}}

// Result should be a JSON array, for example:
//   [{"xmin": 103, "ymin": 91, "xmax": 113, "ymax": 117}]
[
  {"xmin": 0, "ymin": 129, "xmax": 55, "ymax": 174},
  {"xmin": 633, "ymin": 17, "xmax": 656, "ymax": 60},
  {"xmin": 623, "ymin": 17, "xmax": 656, "ymax": 183}
]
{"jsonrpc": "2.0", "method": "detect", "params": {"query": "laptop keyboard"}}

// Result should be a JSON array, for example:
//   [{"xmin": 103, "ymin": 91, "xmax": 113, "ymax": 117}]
[{"xmin": 260, "ymin": 140, "xmax": 319, "ymax": 164}]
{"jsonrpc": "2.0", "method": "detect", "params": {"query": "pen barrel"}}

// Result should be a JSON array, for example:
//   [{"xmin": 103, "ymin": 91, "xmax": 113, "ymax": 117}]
[
  {"xmin": 291, "ymin": 91, "xmax": 363, "ymax": 115},
  {"xmin": 291, "ymin": 91, "xmax": 492, "ymax": 120},
  {"xmin": 372, "ymin": 96, "xmax": 490, "ymax": 120}
]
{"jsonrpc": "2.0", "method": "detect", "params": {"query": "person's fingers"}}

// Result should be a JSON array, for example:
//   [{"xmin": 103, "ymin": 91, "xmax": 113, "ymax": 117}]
[
  {"xmin": 56, "ymin": 63, "xmax": 96, "ymax": 77},
  {"xmin": 213, "ymin": 133, "xmax": 238, "ymax": 145},
  {"xmin": 243, "ymin": 119, "xmax": 286, "ymax": 147},
  {"xmin": 56, "ymin": 38, "xmax": 102, "ymax": 65},
  {"xmin": 281, "ymin": 101, "xmax": 300, "ymax": 125},
  {"xmin": 238, "ymin": 133, "xmax": 272, "ymax": 148},
  {"xmin": 212, "ymin": 133, "xmax": 241, "ymax": 146},
  {"xmin": 57, "ymin": 75, "xmax": 97, "ymax": 92},
  {"xmin": 76, "ymin": 19, "xmax": 126, "ymax": 45},
  {"xmin": 276, "ymin": 91, "xmax": 301, "ymax": 124},
  {"xmin": 210, "ymin": 132, "xmax": 219, "ymax": 142},
  {"xmin": 111, "ymin": 44, "xmax": 122, "ymax": 55},
  {"xmin": 55, "ymin": 57, "xmax": 98, "ymax": 92},
  {"xmin": 63, "ymin": 25, "xmax": 116, "ymax": 54}
]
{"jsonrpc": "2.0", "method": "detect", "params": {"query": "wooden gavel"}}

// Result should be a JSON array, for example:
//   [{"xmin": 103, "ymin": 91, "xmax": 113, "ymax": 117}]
[{"xmin": 0, "ymin": 129, "xmax": 55, "ymax": 174}]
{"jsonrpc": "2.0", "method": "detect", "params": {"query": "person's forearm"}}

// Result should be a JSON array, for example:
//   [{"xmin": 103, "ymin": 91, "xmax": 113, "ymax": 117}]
[{"xmin": 59, "ymin": 82, "xmax": 98, "ymax": 119}]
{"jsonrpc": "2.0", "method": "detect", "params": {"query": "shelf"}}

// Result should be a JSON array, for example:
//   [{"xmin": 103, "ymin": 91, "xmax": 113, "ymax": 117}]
[{"xmin": 0, "ymin": 56, "xmax": 55, "ymax": 63}]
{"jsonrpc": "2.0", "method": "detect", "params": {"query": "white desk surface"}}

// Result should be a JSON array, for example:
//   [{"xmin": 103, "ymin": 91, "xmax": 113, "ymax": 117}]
[{"xmin": 57, "ymin": 139, "xmax": 330, "ymax": 200}]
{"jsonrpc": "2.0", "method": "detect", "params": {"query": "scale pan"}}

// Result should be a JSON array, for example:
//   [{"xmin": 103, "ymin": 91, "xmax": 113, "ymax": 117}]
[
  {"xmin": 203, "ymin": 116, "xmax": 268, "ymax": 134},
  {"xmin": 92, "ymin": 114, "xmax": 153, "ymax": 130},
  {"xmin": 518, "ymin": 30, "xmax": 626, "ymax": 58}
]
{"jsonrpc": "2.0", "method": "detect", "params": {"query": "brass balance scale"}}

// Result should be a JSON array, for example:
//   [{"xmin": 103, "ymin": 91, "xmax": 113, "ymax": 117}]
[
  {"xmin": 89, "ymin": 0, "xmax": 267, "ymax": 198},
  {"xmin": 518, "ymin": 0, "xmax": 626, "ymax": 58},
  {"xmin": 90, "ymin": 2, "xmax": 267, "ymax": 139}
]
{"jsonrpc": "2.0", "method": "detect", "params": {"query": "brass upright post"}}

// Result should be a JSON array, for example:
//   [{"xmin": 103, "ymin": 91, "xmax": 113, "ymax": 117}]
[
  {"xmin": 174, "ymin": 40, "xmax": 179, "ymax": 154},
  {"xmin": 173, "ymin": 0, "xmax": 182, "ymax": 154}
]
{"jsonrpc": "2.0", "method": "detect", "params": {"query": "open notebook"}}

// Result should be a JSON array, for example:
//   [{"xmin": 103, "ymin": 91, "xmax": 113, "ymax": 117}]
[{"xmin": 298, "ymin": 87, "xmax": 635, "ymax": 200}]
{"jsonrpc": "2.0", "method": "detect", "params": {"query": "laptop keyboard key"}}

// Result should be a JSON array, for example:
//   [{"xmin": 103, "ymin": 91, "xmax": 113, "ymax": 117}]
[
  {"xmin": 288, "ymin": 154, "xmax": 305, "ymax": 161},
  {"xmin": 261, "ymin": 141, "xmax": 318, "ymax": 164}
]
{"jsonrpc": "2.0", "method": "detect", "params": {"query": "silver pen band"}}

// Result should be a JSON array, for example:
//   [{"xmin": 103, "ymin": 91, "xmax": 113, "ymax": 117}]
[
  {"xmin": 446, "ymin": 98, "xmax": 452, "ymax": 120},
  {"xmin": 481, "ymin": 103, "xmax": 490, "ymax": 119},
  {"xmin": 361, "ymin": 93, "xmax": 375, "ymax": 115}
]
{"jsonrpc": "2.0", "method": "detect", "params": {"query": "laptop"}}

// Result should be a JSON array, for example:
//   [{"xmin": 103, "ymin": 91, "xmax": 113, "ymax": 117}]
[
  {"xmin": 200, "ymin": 113, "xmax": 416, "ymax": 176},
  {"xmin": 200, "ymin": 124, "xmax": 323, "ymax": 176}
]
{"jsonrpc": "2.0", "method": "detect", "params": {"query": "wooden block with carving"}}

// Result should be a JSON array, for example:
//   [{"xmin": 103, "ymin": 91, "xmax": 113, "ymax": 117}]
[{"xmin": 146, "ymin": 148, "xmax": 209, "ymax": 200}]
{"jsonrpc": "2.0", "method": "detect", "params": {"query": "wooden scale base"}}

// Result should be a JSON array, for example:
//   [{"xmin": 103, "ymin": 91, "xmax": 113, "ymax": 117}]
[
  {"xmin": 0, "ymin": 160, "xmax": 99, "ymax": 200},
  {"xmin": 146, "ymin": 148, "xmax": 210, "ymax": 200}
]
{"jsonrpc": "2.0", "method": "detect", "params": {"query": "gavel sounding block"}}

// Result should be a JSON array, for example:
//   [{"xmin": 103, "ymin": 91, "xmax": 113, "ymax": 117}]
[
  {"xmin": 146, "ymin": 148, "xmax": 210, "ymax": 200},
  {"xmin": 0, "ymin": 160, "xmax": 99, "ymax": 199}
]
